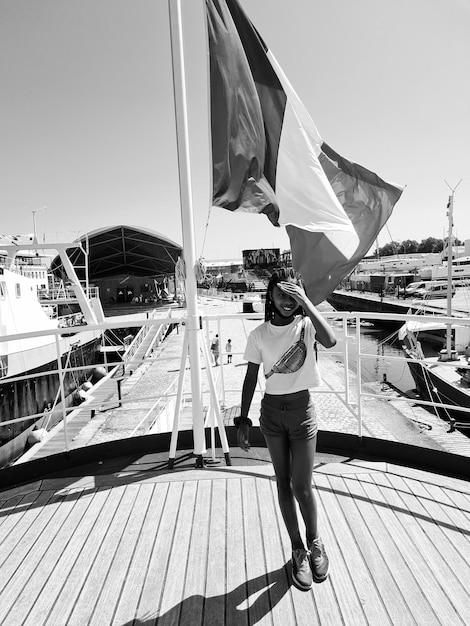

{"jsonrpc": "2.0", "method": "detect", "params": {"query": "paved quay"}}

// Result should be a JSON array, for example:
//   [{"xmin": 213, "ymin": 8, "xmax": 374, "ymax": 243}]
[{"xmin": 45, "ymin": 295, "xmax": 469, "ymax": 459}]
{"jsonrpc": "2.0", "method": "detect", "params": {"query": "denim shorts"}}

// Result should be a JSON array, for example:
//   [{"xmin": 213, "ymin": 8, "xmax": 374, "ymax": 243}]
[{"xmin": 260, "ymin": 390, "xmax": 317, "ymax": 441}]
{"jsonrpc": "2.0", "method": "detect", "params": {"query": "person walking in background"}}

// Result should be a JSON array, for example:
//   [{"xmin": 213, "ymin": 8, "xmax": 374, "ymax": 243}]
[
  {"xmin": 226, "ymin": 338, "xmax": 233, "ymax": 364},
  {"xmin": 235, "ymin": 269, "xmax": 336, "ymax": 591},
  {"xmin": 210, "ymin": 334, "xmax": 220, "ymax": 366}
]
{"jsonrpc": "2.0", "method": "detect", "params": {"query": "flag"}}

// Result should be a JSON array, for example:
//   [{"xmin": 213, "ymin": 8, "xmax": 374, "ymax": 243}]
[
  {"xmin": 286, "ymin": 142, "xmax": 402, "ymax": 304},
  {"xmin": 206, "ymin": 0, "xmax": 403, "ymax": 304}
]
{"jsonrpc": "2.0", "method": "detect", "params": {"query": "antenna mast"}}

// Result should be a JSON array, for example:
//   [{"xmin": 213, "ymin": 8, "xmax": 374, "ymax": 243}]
[
  {"xmin": 444, "ymin": 179, "xmax": 462, "ymax": 357},
  {"xmin": 30, "ymin": 207, "xmax": 46, "ymax": 245}
]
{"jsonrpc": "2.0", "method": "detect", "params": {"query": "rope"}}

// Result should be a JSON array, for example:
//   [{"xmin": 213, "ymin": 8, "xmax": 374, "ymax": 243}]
[{"xmin": 200, "ymin": 203, "xmax": 212, "ymax": 258}]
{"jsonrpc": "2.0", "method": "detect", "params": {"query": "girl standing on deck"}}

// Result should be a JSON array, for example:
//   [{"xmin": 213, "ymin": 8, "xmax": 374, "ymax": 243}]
[{"xmin": 235, "ymin": 269, "xmax": 335, "ymax": 590}]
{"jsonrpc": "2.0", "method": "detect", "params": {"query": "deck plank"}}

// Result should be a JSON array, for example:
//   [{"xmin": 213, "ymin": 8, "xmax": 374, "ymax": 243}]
[
  {"xmin": 23, "ymin": 488, "xmax": 117, "ymax": 626},
  {"xmin": 0, "ymin": 491, "xmax": 52, "ymax": 544},
  {"xmin": 328, "ymin": 473, "xmax": 407, "ymax": 625},
  {"xmin": 179, "ymin": 480, "xmax": 212, "ymax": 626},
  {"xmin": 21, "ymin": 489, "xmax": 99, "ymax": 626},
  {"xmin": 203, "ymin": 478, "xmax": 228, "ymax": 626},
  {"xmin": 385, "ymin": 473, "xmax": 470, "ymax": 623},
  {"xmin": 384, "ymin": 462, "xmax": 470, "ymax": 495},
  {"xmin": 348, "ymin": 473, "xmax": 441, "ymax": 625},
  {"xmin": 43, "ymin": 486, "xmax": 129, "ymax": 625},
  {"xmin": 313, "ymin": 473, "xmax": 369, "ymax": 625},
  {"xmin": 422, "ymin": 482, "xmax": 470, "ymax": 551},
  {"xmin": 256, "ymin": 477, "xmax": 295, "ymax": 626},
  {"xmin": 242, "ymin": 477, "xmax": 276, "ymax": 626},
  {"xmin": 112, "ymin": 482, "xmax": 170, "ymax": 625},
  {"xmin": 157, "ymin": 480, "xmax": 198, "ymax": 625},
  {"xmin": 136, "ymin": 481, "xmax": 184, "ymax": 620},
  {"xmin": 0, "ymin": 489, "xmax": 88, "ymax": 625},
  {"xmin": 89, "ymin": 483, "xmax": 155, "ymax": 626},
  {"xmin": 0, "ymin": 491, "xmax": 67, "ymax": 617},
  {"xmin": 373, "ymin": 472, "xmax": 467, "ymax": 625},
  {"xmin": 66, "ymin": 485, "xmax": 140, "ymax": 625},
  {"xmin": 225, "ymin": 478, "xmax": 250, "ymax": 626}
]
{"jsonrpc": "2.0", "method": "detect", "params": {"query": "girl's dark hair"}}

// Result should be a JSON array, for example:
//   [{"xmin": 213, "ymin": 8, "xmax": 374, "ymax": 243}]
[{"xmin": 264, "ymin": 268, "xmax": 303, "ymax": 321}]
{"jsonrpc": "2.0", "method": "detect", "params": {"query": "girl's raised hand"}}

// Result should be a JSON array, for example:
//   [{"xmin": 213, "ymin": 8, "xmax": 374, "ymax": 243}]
[{"xmin": 278, "ymin": 281, "xmax": 308, "ymax": 306}]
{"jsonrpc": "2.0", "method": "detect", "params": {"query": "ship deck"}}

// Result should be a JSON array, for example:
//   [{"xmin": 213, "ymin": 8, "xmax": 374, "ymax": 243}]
[
  {"xmin": 2, "ymin": 297, "xmax": 470, "ymax": 624},
  {"xmin": 1, "ymin": 447, "xmax": 470, "ymax": 625}
]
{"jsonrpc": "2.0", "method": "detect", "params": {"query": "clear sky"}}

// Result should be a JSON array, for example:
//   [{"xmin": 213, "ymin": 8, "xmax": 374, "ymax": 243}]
[{"xmin": 1, "ymin": 0, "xmax": 469, "ymax": 260}]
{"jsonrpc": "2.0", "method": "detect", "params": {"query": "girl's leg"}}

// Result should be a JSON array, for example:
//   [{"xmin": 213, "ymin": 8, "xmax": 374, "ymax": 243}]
[
  {"xmin": 264, "ymin": 434, "xmax": 304, "ymax": 550},
  {"xmin": 290, "ymin": 435, "xmax": 318, "ymax": 542},
  {"xmin": 290, "ymin": 434, "xmax": 329, "ymax": 582}
]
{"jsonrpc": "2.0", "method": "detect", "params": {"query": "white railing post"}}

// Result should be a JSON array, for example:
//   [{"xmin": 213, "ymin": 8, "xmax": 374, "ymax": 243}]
[
  {"xmin": 55, "ymin": 334, "xmax": 70, "ymax": 452},
  {"xmin": 217, "ymin": 317, "xmax": 226, "ymax": 406},
  {"xmin": 355, "ymin": 315, "xmax": 363, "ymax": 438},
  {"xmin": 168, "ymin": 330, "xmax": 190, "ymax": 466},
  {"xmin": 343, "ymin": 317, "xmax": 350, "ymax": 405}
]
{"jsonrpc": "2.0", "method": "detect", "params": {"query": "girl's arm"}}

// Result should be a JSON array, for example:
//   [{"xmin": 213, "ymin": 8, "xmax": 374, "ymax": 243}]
[
  {"xmin": 278, "ymin": 282, "xmax": 336, "ymax": 348},
  {"xmin": 302, "ymin": 300, "xmax": 337, "ymax": 348},
  {"xmin": 237, "ymin": 361, "xmax": 260, "ymax": 451}
]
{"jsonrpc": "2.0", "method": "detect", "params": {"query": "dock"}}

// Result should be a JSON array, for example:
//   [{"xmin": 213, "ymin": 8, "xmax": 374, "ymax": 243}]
[{"xmin": 327, "ymin": 287, "xmax": 470, "ymax": 326}]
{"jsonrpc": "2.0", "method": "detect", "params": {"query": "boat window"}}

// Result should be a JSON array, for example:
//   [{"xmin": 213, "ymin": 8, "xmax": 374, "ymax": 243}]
[
  {"xmin": 16, "ymin": 283, "xmax": 21, "ymax": 298},
  {"xmin": 0, "ymin": 281, "xmax": 5, "ymax": 300}
]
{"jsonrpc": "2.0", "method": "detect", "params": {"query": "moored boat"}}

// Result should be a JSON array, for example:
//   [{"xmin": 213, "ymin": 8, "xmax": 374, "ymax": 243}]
[
  {"xmin": 398, "ymin": 318, "xmax": 470, "ymax": 422},
  {"xmin": 398, "ymin": 188, "xmax": 470, "ymax": 426},
  {"xmin": 0, "ymin": 241, "xmax": 104, "ymax": 467}
]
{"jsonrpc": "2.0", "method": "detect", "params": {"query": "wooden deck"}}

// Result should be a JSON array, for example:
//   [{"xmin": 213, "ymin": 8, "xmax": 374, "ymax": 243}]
[{"xmin": 1, "ymin": 450, "xmax": 470, "ymax": 625}]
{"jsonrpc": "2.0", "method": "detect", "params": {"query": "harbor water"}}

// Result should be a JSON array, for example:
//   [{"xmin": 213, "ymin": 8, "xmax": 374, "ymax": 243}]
[
  {"xmin": 322, "ymin": 286, "xmax": 470, "ymax": 396},
  {"xmin": 320, "ymin": 304, "xmax": 416, "ymax": 395}
]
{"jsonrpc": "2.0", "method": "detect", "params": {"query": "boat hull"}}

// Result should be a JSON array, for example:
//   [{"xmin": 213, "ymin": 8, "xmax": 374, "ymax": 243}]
[
  {"xmin": 0, "ymin": 336, "xmax": 102, "ymax": 467},
  {"xmin": 327, "ymin": 290, "xmax": 425, "ymax": 327},
  {"xmin": 402, "ymin": 344, "xmax": 470, "ymax": 423}
]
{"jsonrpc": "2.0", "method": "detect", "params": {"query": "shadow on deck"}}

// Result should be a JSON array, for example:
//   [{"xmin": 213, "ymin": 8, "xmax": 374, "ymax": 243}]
[{"xmin": 1, "ymin": 430, "xmax": 470, "ymax": 625}]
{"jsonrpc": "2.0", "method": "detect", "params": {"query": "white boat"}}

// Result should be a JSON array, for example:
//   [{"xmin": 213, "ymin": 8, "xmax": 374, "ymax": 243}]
[
  {"xmin": 0, "ymin": 240, "xmax": 104, "ymax": 467},
  {"xmin": 399, "ymin": 188, "xmax": 470, "ymax": 425},
  {"xmin": 425, "ymin": 255, "xmax": 470, "ymax": 284}
]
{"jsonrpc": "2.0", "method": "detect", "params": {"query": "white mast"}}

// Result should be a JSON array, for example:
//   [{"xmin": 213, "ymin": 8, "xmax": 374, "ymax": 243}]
[
  {"xmin": 444, "ymin": 179, "xmax": 462, "ymax": 358},
  {"xmin": 30, "ymin": 207, "xmax": 46, "ymax": 245},
  {"xmin": 168, "ymin": 0, "xmax": 207, "ymax": 464}
]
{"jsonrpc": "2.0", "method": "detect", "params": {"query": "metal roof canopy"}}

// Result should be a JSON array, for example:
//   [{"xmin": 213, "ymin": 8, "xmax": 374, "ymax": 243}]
[{"xmin": 51, "ymin": 225, "xmax": 182, "ymax": 280}]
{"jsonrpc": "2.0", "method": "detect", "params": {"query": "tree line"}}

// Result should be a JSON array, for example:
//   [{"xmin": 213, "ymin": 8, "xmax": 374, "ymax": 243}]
[{"xmin": 377, "ymin": 237, "xmax": 464, "ymax": 257}]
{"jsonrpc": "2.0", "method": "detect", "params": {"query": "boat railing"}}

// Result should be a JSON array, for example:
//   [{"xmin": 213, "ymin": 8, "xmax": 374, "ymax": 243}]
[
  {"xmin": 128, "ymin": 376, "xmax": 180, "ymax": 437},
  {"xmin": 2, "ymin": 308, "xmax": 470, "ymax": 469},
  {"xmin": 39, "ymin": 285, "xmax": 100, "ymax": 302},
  {"xmin": 122, "ymin": 307, "xmax": 173, "ymax": 372}
]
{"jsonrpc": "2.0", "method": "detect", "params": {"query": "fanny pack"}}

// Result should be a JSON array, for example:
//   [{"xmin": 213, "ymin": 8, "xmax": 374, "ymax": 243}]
[{"xmin": 265, "ymin": 319, "xmax": 307, "ymax": 379}]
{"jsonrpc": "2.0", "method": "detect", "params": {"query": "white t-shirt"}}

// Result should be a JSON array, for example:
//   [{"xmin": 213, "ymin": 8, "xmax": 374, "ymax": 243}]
[{"xmin": 243, "ymin": 315, "xmax": 322, "ymax": 394}]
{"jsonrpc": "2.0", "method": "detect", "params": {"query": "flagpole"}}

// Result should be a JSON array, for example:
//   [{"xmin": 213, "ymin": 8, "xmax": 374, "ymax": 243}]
[{"xmin": 168, "ymin": 0, "xmax": 206, "ymax": 465}]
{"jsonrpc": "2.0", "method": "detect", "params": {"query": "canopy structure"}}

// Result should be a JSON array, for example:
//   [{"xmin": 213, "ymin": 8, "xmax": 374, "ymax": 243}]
[{"xmin": 51, "ymin": 225, "xmax": 183, "ymax": 280}]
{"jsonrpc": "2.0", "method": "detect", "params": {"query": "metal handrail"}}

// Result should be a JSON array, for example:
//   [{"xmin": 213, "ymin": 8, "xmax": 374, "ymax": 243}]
[
  {"xmin": 128, "ymin": 377, "xmax": 180, "ymax": 437},
  {"xmin": 3, "ymin": 307, "xmax": 470, "ymax": 463},
  {"xmin": 122, "ymin": 308, "xmax": 172, "ymax": 370}
]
